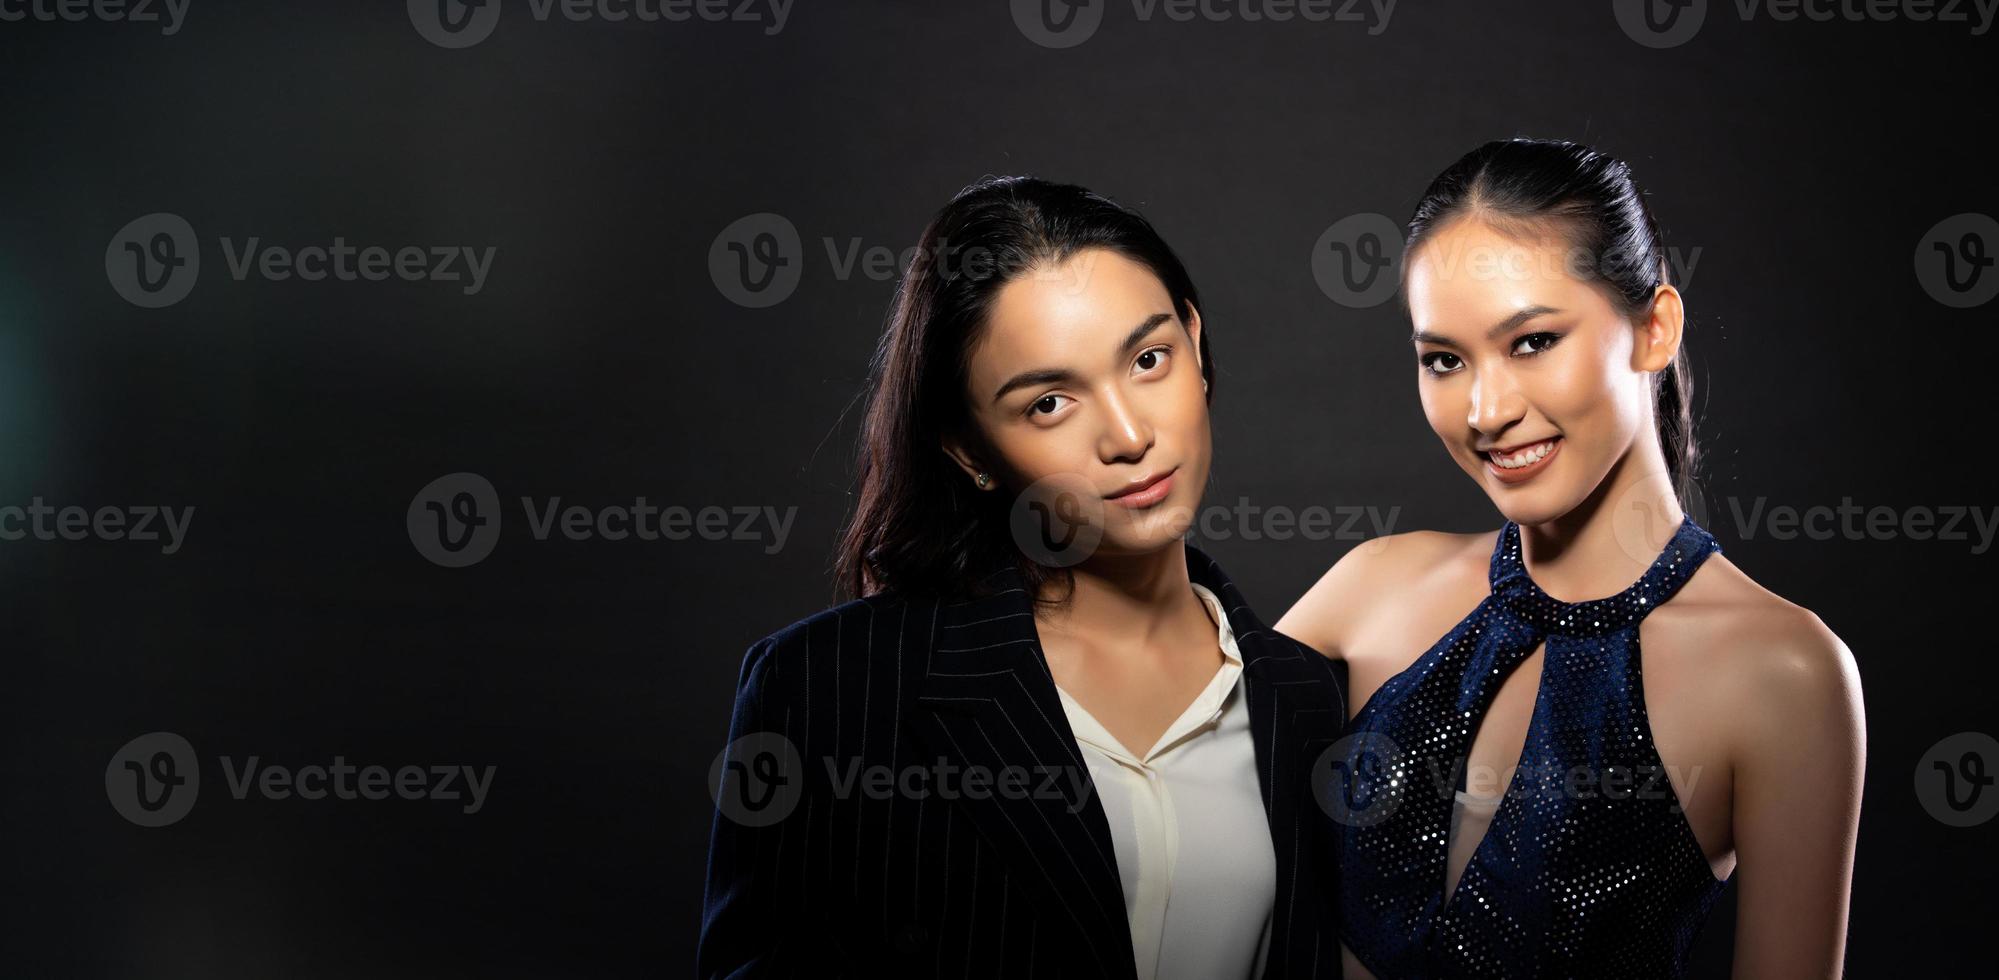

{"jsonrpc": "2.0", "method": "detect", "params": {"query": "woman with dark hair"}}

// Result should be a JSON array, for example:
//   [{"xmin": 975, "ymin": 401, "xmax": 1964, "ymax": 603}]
[
  {"xmin": 699, "ymin": 176, "xmax": 1348, "ymax": 979},
  {"xmin": 1279, "ymin": 139, "xmax": 1865, "ymax": 978}
]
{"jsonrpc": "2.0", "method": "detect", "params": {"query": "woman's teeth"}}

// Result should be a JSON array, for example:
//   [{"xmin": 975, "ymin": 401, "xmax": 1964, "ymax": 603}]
[{"xmin": 1489, "ymin": 438, "xmax": 1558, "ymax": 469}]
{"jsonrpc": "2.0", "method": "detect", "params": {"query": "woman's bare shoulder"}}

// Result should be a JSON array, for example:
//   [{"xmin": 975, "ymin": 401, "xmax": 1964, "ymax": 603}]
[
  {"xmin": 1655, "ymin": 554, "xmax": 1861, "ymax": 729},
  {"xmin": 1277, "ymin": 528, "xmax": 1497, "ymax": 660}
]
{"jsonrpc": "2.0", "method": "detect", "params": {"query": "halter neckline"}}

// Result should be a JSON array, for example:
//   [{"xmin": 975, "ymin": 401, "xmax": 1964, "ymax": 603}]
[
  {"xmin": 1487, "ymin": 515, "xmax": 1720, "ymax": 637},
  {"xmin": 1336, "ymin": 512, "xmax": 1732, "ymax": 976}
]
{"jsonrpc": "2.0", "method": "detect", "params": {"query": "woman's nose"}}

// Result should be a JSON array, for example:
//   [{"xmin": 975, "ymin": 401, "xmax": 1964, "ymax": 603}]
[
  {"xmin": 1467, "ymin": 368, "xmax": 1526, "ymax": 432},
  {"xmin": 1098, "ymin": 390, "xmax": 1154, "ymax": 463}
]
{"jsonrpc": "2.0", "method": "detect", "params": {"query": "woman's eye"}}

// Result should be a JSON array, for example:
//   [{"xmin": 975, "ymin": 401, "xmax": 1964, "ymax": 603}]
[
  {"xmin": 1512, "ymin": 332, "xmax": 1561, "ymax": 356},
  {"xmin": 1029, "ymin": 394, "xmax": 1070, "ymax": 417},
  {"xmin": 1134, "ymin": 346, "xmax": 1170, "ymax": 374},
  {"xmin": 1420, "ymin": 351, "xmax": 1463, "ymax": 375}
]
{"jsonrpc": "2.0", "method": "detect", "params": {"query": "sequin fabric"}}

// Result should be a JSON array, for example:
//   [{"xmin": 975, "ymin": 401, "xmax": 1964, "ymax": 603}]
[{"xmin": 1334, "ymin": 515, "xmax": 1731, "ymax": 978}]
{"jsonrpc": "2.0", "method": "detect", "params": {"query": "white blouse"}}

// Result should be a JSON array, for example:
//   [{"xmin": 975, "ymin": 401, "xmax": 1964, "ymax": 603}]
[
  {"xmin": 1445, "ymin": 789, "xmax": 1503, "ymax": 903},
  {"xmin": 1053, "ymin": 582, "xmax": 1276, "ymax": 980}
]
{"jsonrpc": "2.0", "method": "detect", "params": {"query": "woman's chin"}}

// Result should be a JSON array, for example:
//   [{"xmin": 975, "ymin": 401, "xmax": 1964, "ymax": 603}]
[
  {"xmin": 1484, "ymin": 485, "xmax": 1583, "ymax": 530},
  {"xmin": 1099, "ymin": 508, "xmax": 1198, "ymax": 556}
]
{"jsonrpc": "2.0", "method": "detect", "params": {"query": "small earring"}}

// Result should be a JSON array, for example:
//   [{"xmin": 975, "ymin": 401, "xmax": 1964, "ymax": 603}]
[{"xmin": 975, "ymin": 472, "xmax": 991, "ymax": 489}]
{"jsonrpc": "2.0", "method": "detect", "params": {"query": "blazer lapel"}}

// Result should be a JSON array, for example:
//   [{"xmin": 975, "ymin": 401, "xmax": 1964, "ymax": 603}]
[
  {"xmin": 908, "ymin": 547, "xmax": 1347, "ymax": 979},
  {"xmin": 1186, "ymin": 544, "xmax": 1347, "ymax": 977},
  {"xmin": 909, "ymin": 567, "xmax": 1137, "ymax": 980}
]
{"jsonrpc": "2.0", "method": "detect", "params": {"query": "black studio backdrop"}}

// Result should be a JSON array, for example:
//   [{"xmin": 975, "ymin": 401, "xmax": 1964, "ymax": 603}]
[{"xmin": 4, "ymin": 0, "xmax": 1993, "ymax": 976}]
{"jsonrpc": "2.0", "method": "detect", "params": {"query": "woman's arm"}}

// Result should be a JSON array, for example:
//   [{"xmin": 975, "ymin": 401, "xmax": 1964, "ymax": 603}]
[
  {"xmin": 1726, "ymin": 609, "xmax": 1866, "ymax": 979},
  {"xmin": 1278, "ymin": 535, "xmax": 1402, "ymax": 660},
  {"xmin": 696, "ymin": 634, "xmax": 813, "ymax": 979},
  {"xmin": 1277, "ymin": 531, "xmax": 1456, "ymax": 661}
]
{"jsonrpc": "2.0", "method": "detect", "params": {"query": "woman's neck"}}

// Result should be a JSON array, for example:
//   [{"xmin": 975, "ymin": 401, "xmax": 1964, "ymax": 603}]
[
  {"xmin": 1033, "ymin": 542, "xmax": 1208, "ymax": 648},
  {"xmin": 1516, "ymin": 440, "xmax": 1685, "ymax": 603}
]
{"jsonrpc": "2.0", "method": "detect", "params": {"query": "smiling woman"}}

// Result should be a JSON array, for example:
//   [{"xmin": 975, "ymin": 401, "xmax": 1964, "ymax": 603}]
[
  {"xmin": 699, "ymin": 176, "xmax": 1348, "ymax": 979},
  {"xmin": 1279, "ymin": 139, "xmax": 1865, "ymax": 979}
]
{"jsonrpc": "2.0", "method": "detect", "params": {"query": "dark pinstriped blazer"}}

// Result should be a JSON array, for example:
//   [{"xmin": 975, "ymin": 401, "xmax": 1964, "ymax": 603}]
[{"xmin": 698, "ymin": 542, "xmax": 1348, "ymax": 979}]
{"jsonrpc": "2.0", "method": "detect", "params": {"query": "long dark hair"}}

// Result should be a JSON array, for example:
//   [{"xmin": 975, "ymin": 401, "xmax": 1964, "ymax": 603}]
[
  {"xmin": 833, "ymin": 176, "xmax": 1214, "ymax": 602},
  {"xmin": 1403, "ymin": 138, "xmax": 1699, "ymax": 505}
]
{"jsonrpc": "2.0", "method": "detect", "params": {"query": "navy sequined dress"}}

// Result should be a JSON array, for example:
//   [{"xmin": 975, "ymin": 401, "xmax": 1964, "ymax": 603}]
[{"xmin": 1333, "ymin": 516, "xmax": 1731, "ymax": 978}]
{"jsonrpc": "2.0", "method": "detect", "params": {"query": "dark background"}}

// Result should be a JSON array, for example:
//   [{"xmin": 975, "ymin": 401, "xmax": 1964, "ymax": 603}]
[{"xmin": 5, "ymin": 0, "xmax": 1993, "ymax": 975}]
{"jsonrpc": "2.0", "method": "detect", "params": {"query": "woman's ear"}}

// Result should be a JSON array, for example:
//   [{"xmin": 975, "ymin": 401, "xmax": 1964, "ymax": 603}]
[
  {"xmin": 941, "ymin": 439, "xmax": 993, "ymax": 489},
  {"xmin": 1183, "ymin": 303, "xmax": 1205, "ymax": 375},
  {"xmin": 1633, "ymin": 285, "xmax": 1685, "ymax": 373}
]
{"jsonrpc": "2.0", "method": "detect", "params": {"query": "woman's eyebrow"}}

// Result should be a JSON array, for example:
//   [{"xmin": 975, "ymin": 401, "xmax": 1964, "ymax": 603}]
[
  {"xmin": 1117, "ymin": 312, "xmax": 1176, "ymax": 355},
  {"xmin": 1411, "ymin": 305, "xmax": 1563, "ymax": 347},
  {"xmin": 990, "ymin": 312, "xmax": 1176, "ymax": 403}
]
